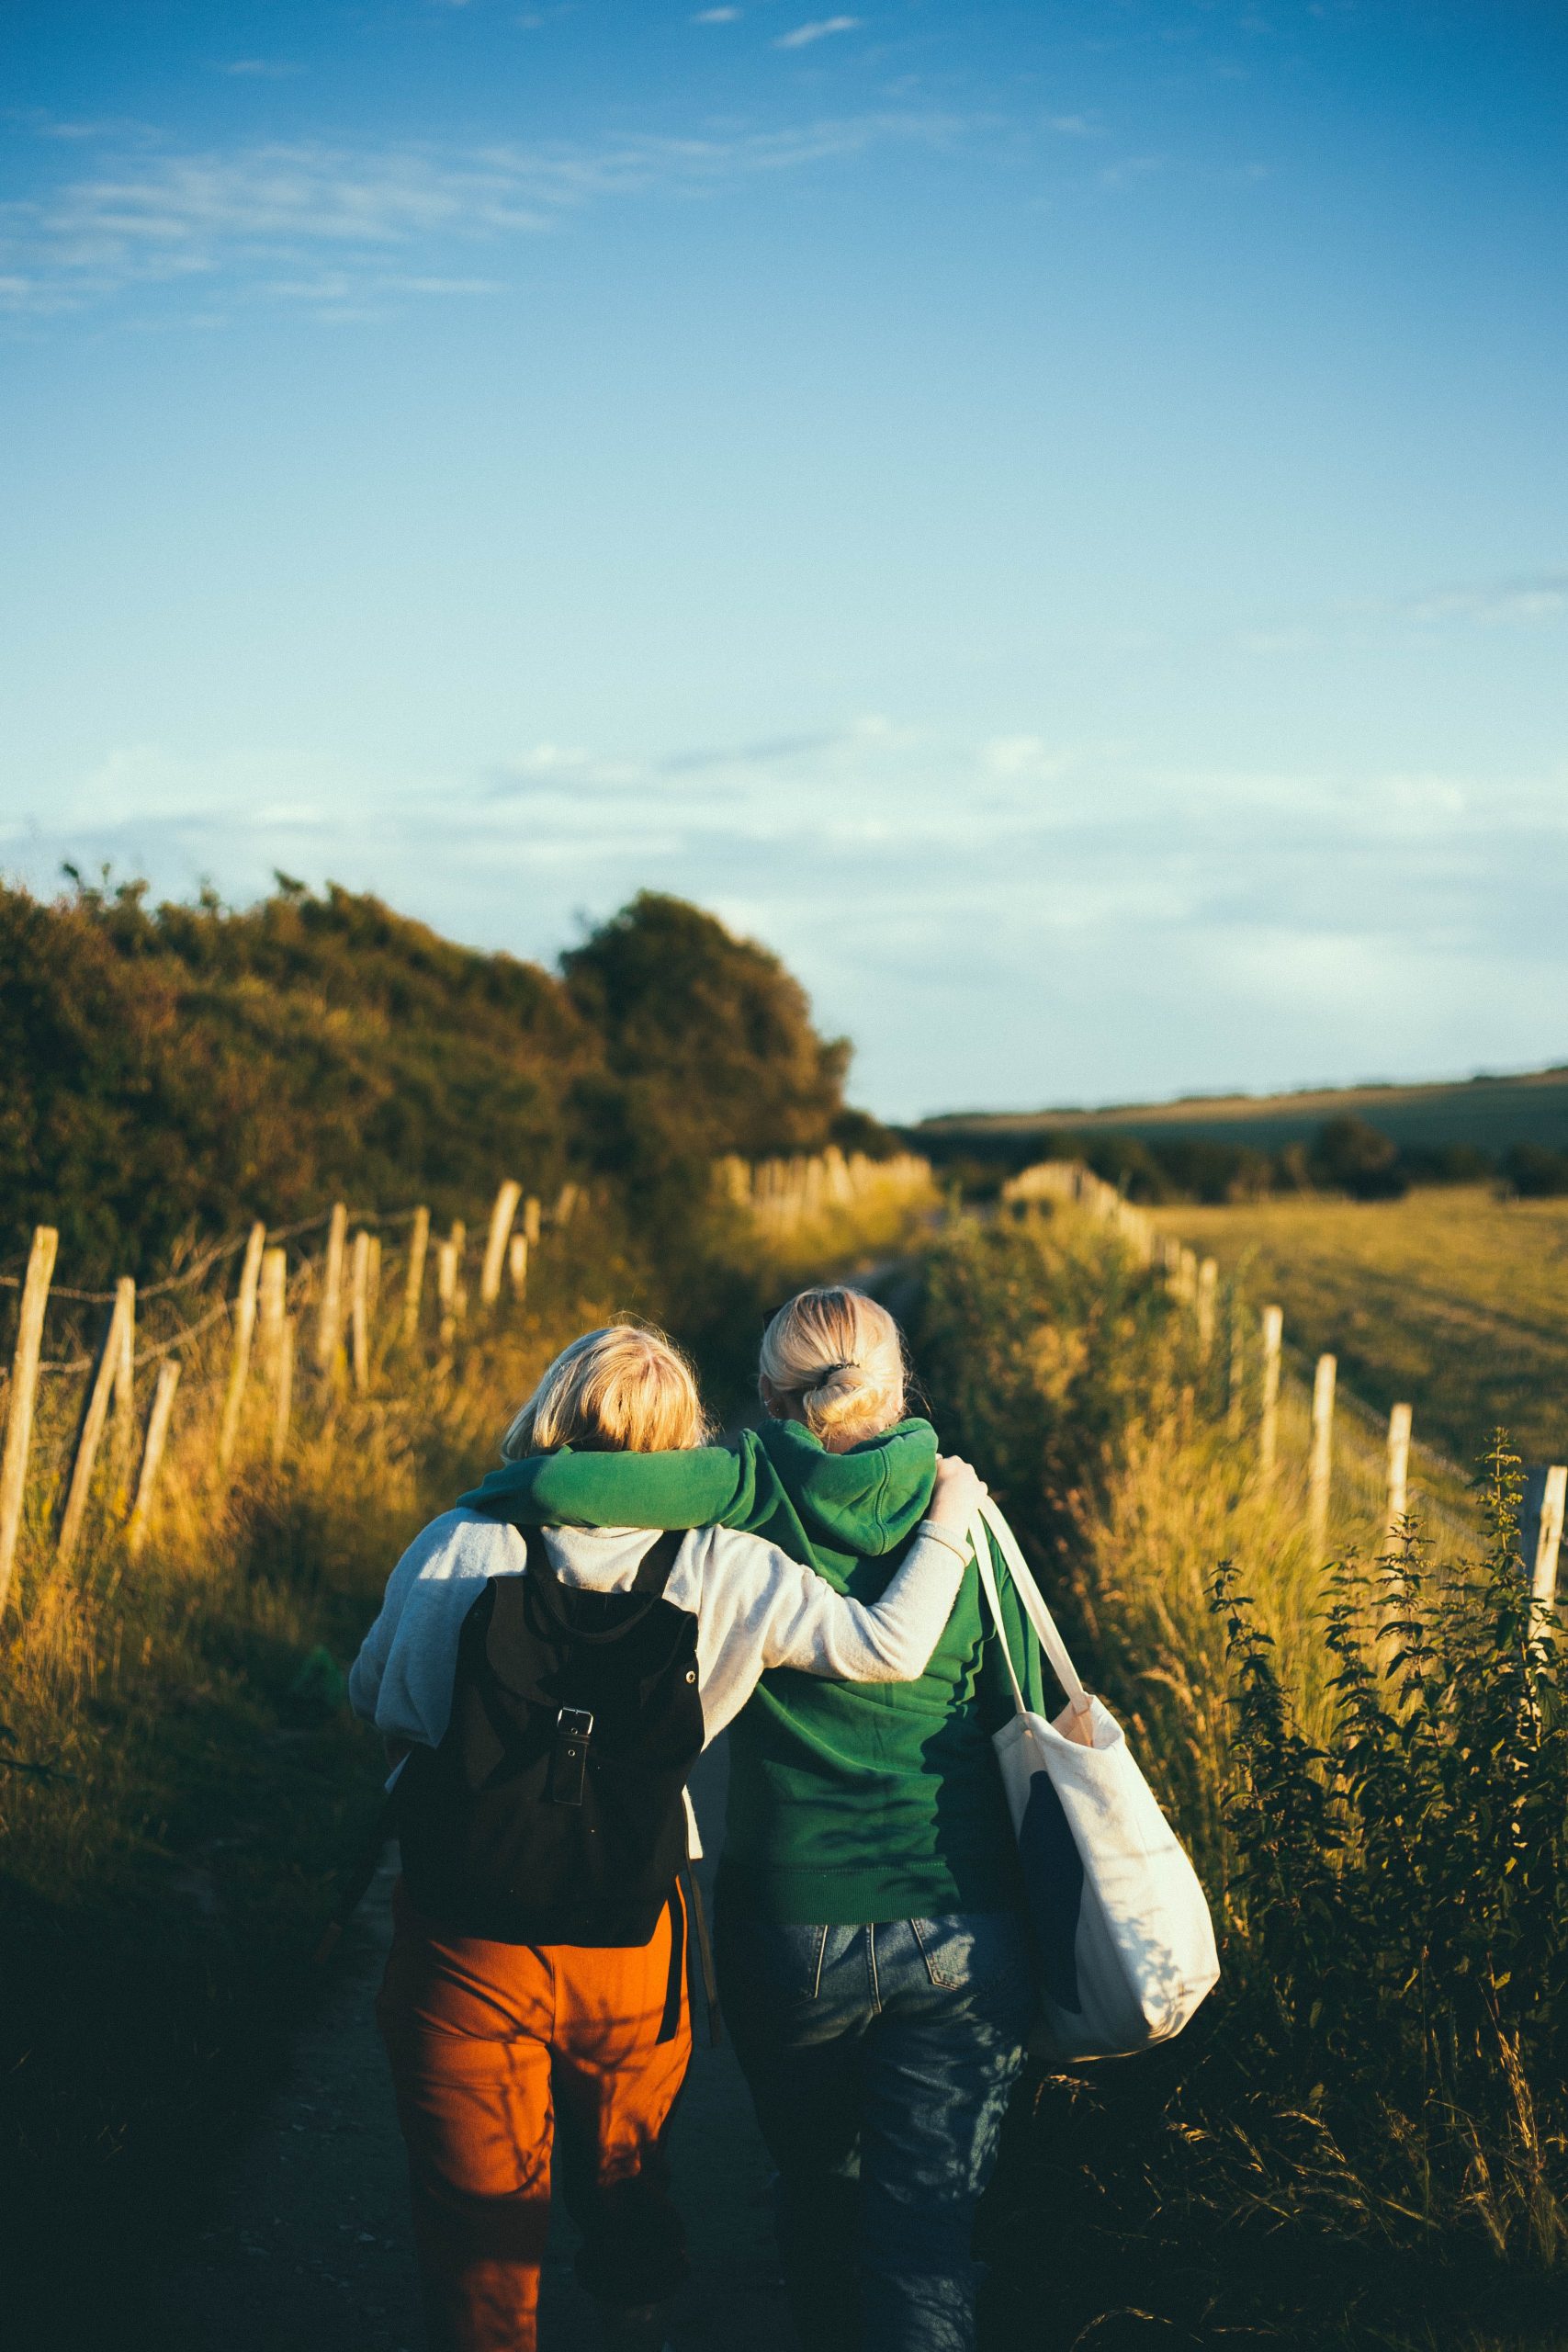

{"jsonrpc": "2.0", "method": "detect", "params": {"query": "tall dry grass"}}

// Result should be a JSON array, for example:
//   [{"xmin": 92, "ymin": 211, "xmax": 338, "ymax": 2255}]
[
  {"xmin": 0, "ymin": 1221, "xmax": 623, "ymax": 2335},
  {"xmin": 915, "ymin": 1205, "xmax": 1568, "ymax": 2347},
  {"xmin": 1, "ymin": 1157, "xmax": 939, "ymax": 2340}
]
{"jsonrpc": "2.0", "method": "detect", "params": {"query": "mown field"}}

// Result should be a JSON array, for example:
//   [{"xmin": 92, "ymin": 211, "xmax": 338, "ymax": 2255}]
[
  {"xmin": 1147, "ymin": 1186, "xmax": 1568, "ymax": 1469},
  {"xmin": 924, "ymin": 1067, "xmax": 1568, "ymax": 1158}
]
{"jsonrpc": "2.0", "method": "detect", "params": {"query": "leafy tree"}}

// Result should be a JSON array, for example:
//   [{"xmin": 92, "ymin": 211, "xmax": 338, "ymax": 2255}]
[
  {"xmin": 1309, "ymin": 1113, "xmax": 1408, "ymax": 1199},
  {"xmin": 1501, "ymin": 1140, "xmax": 1568, "ymax": 1198},
  {"xmin": 0, "ymin": 877, "xmax": 855, "ymax": 1281},
  {"xmin": 561, "ymin": 892, "xmax": 849, "ymax": 1162}
]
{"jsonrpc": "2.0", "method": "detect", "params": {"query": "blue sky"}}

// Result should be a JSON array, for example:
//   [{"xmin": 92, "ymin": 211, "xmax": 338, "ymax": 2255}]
[{"xmin": 2, "ymin": 1, "xmax": 1564, "ymax": 1117}]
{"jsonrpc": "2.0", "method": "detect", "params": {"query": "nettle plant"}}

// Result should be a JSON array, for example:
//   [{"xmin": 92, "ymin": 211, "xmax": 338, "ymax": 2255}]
[{"xmin": 1212, "ymin": 1443, "xmax": 1568, "ymax": 2260}]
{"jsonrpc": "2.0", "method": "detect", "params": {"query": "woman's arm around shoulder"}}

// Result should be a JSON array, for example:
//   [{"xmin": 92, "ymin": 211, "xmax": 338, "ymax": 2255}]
[
  {"xmin": 678, "ymin": 1455, "xmax": 987, "ymax": 1741},
  {"xmin": 458, "ymin": 1436, "xmax": 761, "ymax": 1530}
]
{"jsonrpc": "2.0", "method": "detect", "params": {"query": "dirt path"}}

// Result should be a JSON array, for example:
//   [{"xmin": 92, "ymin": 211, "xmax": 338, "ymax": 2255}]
[{"xmin": 156, "ymin": 1743, "xmax": 795, "ymax": 2351}]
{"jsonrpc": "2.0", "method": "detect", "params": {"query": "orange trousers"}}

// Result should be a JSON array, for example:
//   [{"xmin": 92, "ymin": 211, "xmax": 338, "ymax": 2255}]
[{"xmin": 378, "ymin": 1881, "xmax": 693, "ymax": 2352}]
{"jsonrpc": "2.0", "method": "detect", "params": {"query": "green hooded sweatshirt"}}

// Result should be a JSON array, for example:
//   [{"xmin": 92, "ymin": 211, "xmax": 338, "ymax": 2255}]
[{"xmin": 459, "ymin": 1418, "xmax": 1046, "ymax": 1925}]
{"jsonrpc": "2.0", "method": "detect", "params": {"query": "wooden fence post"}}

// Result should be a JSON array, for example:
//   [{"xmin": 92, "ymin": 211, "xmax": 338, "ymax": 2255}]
[
  {"xmin": 508, "ymin": 1233, "xmax": 529, "ymax": 1300},
  {"xmin": 350, "ymin": 1230, "xmax": 371, "ymax": 1393},
  {"xmin": 555, "ymin": 1182, "xmax": 579, "ymax": 1227},
  {"xmin": 316, "ymin": 1203, "xmax": 348, "ymax": 1374},
  {"xmin": 1385, "ymin": 1403, "xmax": 1413, "ymax": 1537},
  {"xmin": 128, "ymin": 1359, "xmax": 181, "ymax": 1559},
  {"xmin": 272, "ymin": 1319, "xmax": 295, "ymax": 1471},
  {"xmin": 401, "ymin": 1207, "xmax": 430, "ymax": 1345},
  {"xmin": 1258, "ymin": 1305, "xmax": 1283, "ymax": 1482},
  {"xmin": 218, "ymin": 1222, "xmax": 266, "ymax": 1472},
  {"xmin": 481, "ymin": 1181, "xmax": 523, "ymax": 1308},
  {"xmin": 1531, "ymin": 1464, "xmax": 1566, "ymax": 1609},
  {"xmin": 259, "ymin": 1247, "xmax": 288, "ymax": 1387},
  {"xmin": 57, "ymin": 1280, "xmax": 138, "ymax": 1567},
  {"xmin": 367, "ymin": 1233, "xmax": 382, "ymax": 1317},
  {"xmin": 1196, "ymin": 1258, "xmax": 1217, "ymax": 1354},
  {"xmin": 1309, "ymin": 1352, "xmax": 1337, "ymax": 1555},
  {"xmin": 1226, "ymin": 1294, "xmax": 1244, "ymax": 1440},
  {"xmin": 110, "ymin": 1278, "xmax": 137, "ymax": 1506},
  {"xmin": 437, "ymin": 1238, "xmax": 460, "ymax": 1351},
  {"xmin": 523, "ymin": 1196, "xmax": 542, "ymax": 1248},
  {"xmin": 0, "ymin": 1226, "xmax": 59, "ymax": 1618}
]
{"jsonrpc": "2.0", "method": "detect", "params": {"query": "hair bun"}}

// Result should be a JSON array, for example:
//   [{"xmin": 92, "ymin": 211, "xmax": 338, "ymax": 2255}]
[{"xmin": 759, "ymin": 1285, "xmax": 908, "ymax": 1447}]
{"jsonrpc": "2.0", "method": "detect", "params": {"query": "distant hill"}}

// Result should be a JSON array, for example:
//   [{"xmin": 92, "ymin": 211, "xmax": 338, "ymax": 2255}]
[{"xmin": 919, "ymin": 1069, "xmax": 1568, "ymax": 1158}]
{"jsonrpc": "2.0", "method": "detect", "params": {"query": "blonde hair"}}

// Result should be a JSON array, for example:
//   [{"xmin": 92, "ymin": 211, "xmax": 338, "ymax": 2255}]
[
  {"xmin": 501, "ymin": 1324, "xmax": 708, "ymax": 1459},
  {"xmin": 758, "ymin": 1286, "xmax": 907, "ymax": 1449}
]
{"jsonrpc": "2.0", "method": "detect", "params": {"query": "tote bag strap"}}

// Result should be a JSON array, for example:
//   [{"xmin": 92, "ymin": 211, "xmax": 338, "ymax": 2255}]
[
  {"xmin": 968, "ymin": 1513, "xmax": 1030, "ymax": 1722},
  {"xmin": 973, "ymin": 1498, "xmax": 1092, "ymax": 1722}
]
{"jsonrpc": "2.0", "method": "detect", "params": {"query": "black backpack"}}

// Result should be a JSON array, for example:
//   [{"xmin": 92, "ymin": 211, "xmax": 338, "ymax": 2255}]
[{"xmin": 396, "ymin": 1529, "xmax": 704, "ymax": 1950}]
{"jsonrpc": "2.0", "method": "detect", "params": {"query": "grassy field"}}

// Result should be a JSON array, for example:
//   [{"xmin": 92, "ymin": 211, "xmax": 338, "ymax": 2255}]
[
  {"xmin": 922, "ymin": 1066, "xmax": 1568, "ymax": 1156},
  {"xmin": 1145, "ymin": 1186, "xmax": 1568, "ymax": 1470}
]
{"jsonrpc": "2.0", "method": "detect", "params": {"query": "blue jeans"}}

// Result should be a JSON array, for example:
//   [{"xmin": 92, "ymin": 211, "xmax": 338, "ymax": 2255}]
[{"xmin": 715, "ymin": 1893, "xmax": 1034, "ymax": 2352}]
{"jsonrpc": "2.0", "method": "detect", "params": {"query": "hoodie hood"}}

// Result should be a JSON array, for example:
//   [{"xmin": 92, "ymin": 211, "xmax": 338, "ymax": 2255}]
[{"xmin": 750, "ymin": 1416, "xmax": 937, "ymax": 1556}]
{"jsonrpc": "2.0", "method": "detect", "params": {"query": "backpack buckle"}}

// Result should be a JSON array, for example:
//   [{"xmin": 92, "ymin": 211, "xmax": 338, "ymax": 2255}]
[{"xmin": 549, "ymin": 1707, "xmax": 593, "ymax": 1807}]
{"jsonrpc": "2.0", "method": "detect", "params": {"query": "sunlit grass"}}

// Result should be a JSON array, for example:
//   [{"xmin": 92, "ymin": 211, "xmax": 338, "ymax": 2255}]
[{"xmin": 915, "ymin": 1206, "xmax": 1568, "ymax": 2347}]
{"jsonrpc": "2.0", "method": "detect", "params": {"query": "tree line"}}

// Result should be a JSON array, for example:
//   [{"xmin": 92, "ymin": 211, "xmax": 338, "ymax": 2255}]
[
  {"xmin": 0, "ymin": 874, "xmax": 889, "ymax": 1283},
  {"xmin": 923, "ymin": 1113, "xmax": 1568, "ymax": 1205}
]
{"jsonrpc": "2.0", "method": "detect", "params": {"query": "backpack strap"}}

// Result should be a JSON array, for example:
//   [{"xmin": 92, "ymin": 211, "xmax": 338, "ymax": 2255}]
[
  {"xmin": 630, "ymin": 1526, "xmax": 685, "ymax": 1595},
  {"xmin": 656, "ymin": 1883, "xmax": 687, "ymax": 2043}
]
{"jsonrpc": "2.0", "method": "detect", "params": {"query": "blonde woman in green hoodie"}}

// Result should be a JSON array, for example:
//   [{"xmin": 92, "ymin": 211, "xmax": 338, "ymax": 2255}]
[{"xmin": 465, "ymin": 1287, "xmax": 1049, "ymax": 2352}]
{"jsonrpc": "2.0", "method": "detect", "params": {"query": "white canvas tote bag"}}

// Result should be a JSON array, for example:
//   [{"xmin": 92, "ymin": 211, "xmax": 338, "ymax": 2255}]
[{"xmin": 969, "ymin": 1498, "xmax": 1219, "ymax": 2060}]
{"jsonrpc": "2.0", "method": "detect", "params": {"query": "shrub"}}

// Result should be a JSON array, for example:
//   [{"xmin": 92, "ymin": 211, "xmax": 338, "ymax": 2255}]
[
  {"xmin": 1402, "ymin": 1139, "xmax": 1496, "ymax": 1186},
  {"xmin": 1501, "ymin": 1142, "xmax": 1568, "ymax": 1199},
  {"xmin": 1213, "ymin": 1445, "xmax": 1567, "ymax": 2258},
  {"xmin": 1310, "ymin": 1114, "xmax": 1409, "ymax": 1200}
]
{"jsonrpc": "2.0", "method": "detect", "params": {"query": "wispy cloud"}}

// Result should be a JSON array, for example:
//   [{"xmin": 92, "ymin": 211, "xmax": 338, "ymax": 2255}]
[
  {"xmin": 775, "ymin": 17, "xmax": 861, "ymax": 51},
  {"xmin": 1236, "ymin": 626, "xmax": 1319, "ymax": 656},
  {"xmin": 1238, "ymin": 574, "xmax": 1568, "ymax": 656},
  {"xmin": 219, "ymin": 60, "xmax": 301, "ymax": 80},
  {"xmin": 692, "ymin": 7, "xmax": 741, "ymax": 20},
  {"xmin": 0, "ymin": 112, "xmax": 972, "ymax": 318},
  {"xmin": 1099, "ymin": 153, "xmax": 1163, "ymax": 189},
  {"xmin": 1405, "ymin": 573, "xmax": 1568, "ymax": 627},
  {"xmin": 661, "ymin": 730, "xmax": 840, "ymax": 774},
  {"xmin": 984, "ymin": 735, "xmax": 1072, "ymax": 782}
]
